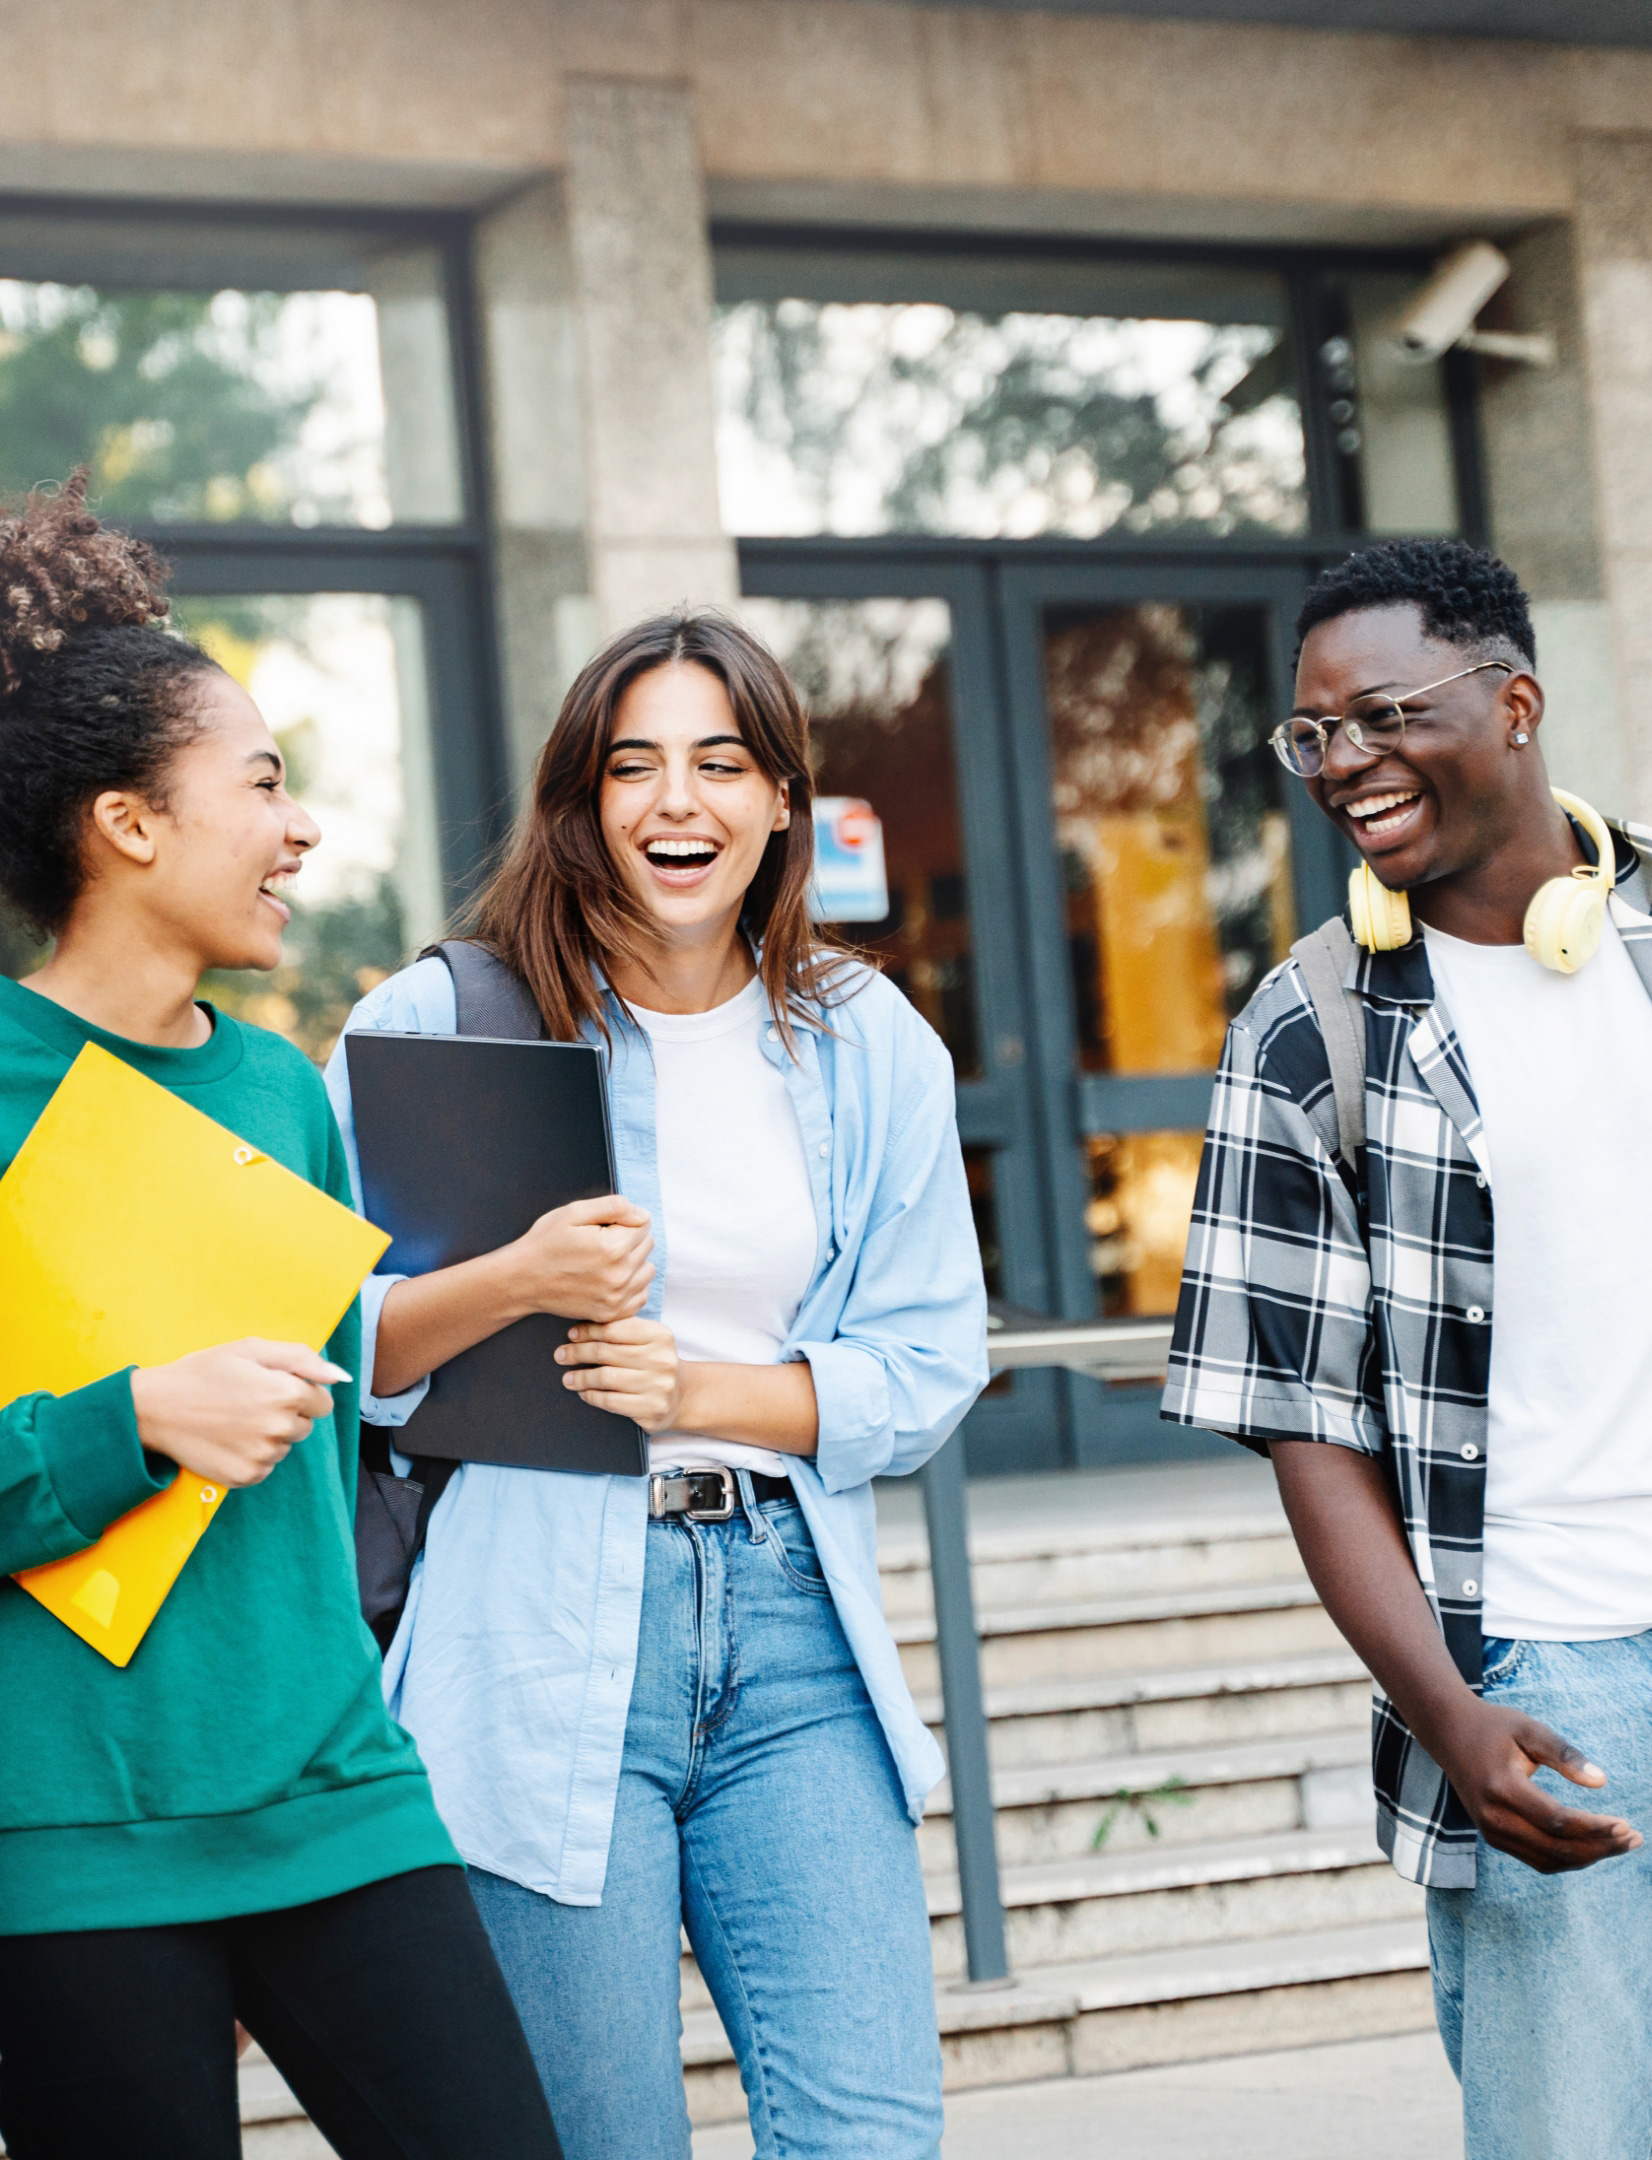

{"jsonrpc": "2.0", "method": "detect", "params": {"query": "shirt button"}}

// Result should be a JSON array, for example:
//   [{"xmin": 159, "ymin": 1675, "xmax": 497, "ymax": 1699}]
[
  {"xmin": 1466, "ymin": 1306, "xmax": 1485, "ymax": 1323},
  {"xmin": 818, "ymin": 1142, "xmax": 830, "ymax": 1158},
  {"xmin": 1475, "ymin": 1173, "xmax": 1487, "ymax": 1189},
  {"xmin": 1460, "ymin": 1444, "xmax": 1479, "ymax": 1461},
  {"xmin": 766, "ymin": 1027, "xmax": 779, "ymax": 1043},
  {"xmin": 1462, "ymin": 1578, "xmax": 1479, "ymax": 1598}
]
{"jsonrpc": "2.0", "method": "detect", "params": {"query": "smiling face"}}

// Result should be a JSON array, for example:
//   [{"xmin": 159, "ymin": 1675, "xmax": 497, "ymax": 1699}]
[
  {"xmin": 1297, "ymin": 603, "xmax": 1545, "ymax": 894},
  {"xmin": 598, "ymin": 660, "xmax": 790, "ymax": 953},
  {"xmin": 86, "ymin": 668, "xmax": 320, "ymax": 974}
]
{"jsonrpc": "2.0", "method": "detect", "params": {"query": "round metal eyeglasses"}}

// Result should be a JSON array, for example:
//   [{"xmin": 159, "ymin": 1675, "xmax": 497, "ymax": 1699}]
[{"xmin": 1269, "ymin": 660, "xmax": 1513, "ymax": 779}]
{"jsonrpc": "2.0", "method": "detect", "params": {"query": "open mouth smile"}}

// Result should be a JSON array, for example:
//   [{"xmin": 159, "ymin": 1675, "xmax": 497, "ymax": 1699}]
[
  {"xmin": 258, "ymin": 869, "xmax": 298, "ymax": 923},
  {"xmin": 1341, "ymin": 789, "xmax": 1425, "ymax": 844},
  {"xmin": 641, "ymin": 836, "xmax": 722, "ymax": 884}
]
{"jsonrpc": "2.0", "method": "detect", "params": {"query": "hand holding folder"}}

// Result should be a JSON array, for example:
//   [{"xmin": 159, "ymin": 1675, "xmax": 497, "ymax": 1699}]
[{"xmin": 1, "ymin": 1043, "xmax": 389, "ymax": 1665}]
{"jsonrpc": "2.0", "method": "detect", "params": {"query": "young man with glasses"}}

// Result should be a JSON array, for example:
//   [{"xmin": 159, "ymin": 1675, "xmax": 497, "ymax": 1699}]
[{"xmin": 1164, "ymin": 538, "xmax": 1652, "ymax": 2159}]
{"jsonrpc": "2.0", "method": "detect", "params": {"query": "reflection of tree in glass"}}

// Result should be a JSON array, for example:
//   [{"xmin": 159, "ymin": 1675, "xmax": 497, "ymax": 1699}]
[
  {"xmin": 716, "ymin": 300, "xmax": 1305, "ymax": 539},
  {"xmin": 0, "ymin": 286, "xmax": 322, "ymax": 522},
  {"xmin": 1046, "ymin": 605, "xmax": 1289, "ymax": 1030},
  {"xmin": 741, "ymin": 596, "xmax": 980, "ymax": 1078}
]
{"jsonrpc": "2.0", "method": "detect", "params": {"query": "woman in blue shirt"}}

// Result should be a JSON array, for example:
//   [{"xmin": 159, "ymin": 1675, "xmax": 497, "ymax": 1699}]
[{"xmin": 326, "ymin": 612, "xmax": 987, "ymax": 2160}]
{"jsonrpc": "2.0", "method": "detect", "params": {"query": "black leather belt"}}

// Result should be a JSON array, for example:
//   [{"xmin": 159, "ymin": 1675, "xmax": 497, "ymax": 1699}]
[{"xmin": 647, "ymin": 1466, "xmax": 793, "ymax": 1521}]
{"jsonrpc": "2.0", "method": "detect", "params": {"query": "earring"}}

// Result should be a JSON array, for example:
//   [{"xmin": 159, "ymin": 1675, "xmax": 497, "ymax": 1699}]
[{"xmin": 1513, "ymin": 732, "xmax": 1530, "ymax": 745}]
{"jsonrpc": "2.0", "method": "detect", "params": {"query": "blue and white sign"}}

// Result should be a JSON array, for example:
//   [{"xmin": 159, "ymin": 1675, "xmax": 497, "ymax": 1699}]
[{"xmin": 809, "ymin": 796, "xmax": 889, "ymax": 923}]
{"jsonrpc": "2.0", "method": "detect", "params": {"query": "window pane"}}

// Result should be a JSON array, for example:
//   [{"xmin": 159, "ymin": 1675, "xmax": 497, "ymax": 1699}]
[
  {"xmin": 176, "ymin": 593, "xmax": 445, "ymax": 1063},
  {"xmin": 0, "ymin": 250, "xmax": 462, "ymax": 527},
  {"xmin": 739, "ymin": 596, "xmax": 983, "ymax": 1078},
  {"xmin": 1086, "ymin": 1130, "xmax": 1204, "ymax": 1317},
  {"xmin": 1045, "ymin": 603, "xmax": 1295, "ymax": 1075},
  {"xmin": 713, "ymin": 253, "xmax": 1305, "ymax": 541}
]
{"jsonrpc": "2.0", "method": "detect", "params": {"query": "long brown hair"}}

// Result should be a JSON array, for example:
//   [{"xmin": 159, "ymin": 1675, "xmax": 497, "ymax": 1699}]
[{"xmin": 462, "ymin": 612, "xmax": 860, "ymax": 1045}]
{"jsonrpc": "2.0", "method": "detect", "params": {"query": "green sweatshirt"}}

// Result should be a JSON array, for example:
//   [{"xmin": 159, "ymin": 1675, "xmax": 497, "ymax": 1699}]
[{"xmin": 0, "ymin": 976, "xmax": 457, "ymax": 1935}]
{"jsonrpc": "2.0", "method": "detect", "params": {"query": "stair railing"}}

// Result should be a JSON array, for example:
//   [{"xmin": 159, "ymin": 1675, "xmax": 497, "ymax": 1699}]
[{"xmin": 920, "ymin": 1312, "xmax": 1175, "ymax": 1992}]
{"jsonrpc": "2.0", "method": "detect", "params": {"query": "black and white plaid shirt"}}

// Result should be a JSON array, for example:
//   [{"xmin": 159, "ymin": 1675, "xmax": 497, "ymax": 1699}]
[{"xmin": 1163, "ymin": 817, "xmax": 1652, "ymax": 1888}]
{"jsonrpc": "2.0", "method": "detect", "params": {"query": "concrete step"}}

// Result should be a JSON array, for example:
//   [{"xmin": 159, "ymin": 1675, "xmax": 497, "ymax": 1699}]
[
  {"xmin": 919, "ymin": 1729, "xmax": 1372, "ymax": 1871},
  {"xmin": 878, "ymin": 1526, "xmax": 1304, "ymax": 1624},
  {"xmin": 915, "ymin": 1648, "xmax": 1370, "ymax": 1766},
  {"xmin": 896, "ymin": 1581, "xmax": 1342, "ymax": 1695},
  {"xmin": 924, "ymin": 1825, "xmax": 1424, "ymax": 1978},
  {"xmin": 681, "ymin": 1919, "xmax": 1434, "ymax": 2123},
  {"xmin": 678, "ymin": 1821, "xmax": 1420, "ymax": 2011},
  {"xmin": 873, "ymin": 1459, "xmax": 1297, "ymax": 1624}
]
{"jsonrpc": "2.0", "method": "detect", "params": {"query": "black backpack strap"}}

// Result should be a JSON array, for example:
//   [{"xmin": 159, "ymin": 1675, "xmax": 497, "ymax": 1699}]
[{"xmin": 420, "ymin": 939, "xmax": 545, "ymax": 1041}]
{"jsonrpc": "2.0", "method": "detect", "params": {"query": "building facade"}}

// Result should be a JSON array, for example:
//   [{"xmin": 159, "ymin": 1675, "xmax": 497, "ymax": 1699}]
[{"xmin": 2, "ymin": 0, "xmax": 1648, "ymax": 1472}]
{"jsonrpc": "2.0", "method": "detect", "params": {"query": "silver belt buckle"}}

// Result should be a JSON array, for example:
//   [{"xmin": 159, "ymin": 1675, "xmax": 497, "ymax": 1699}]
[{"xmin": 648, "ymin": 1468, "xmax": 737, "ymax": 1521}]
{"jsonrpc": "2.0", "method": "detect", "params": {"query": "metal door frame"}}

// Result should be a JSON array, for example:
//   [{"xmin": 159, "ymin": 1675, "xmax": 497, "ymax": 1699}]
[{"xmin": 993, "ymin": 553, "xmax": 1346, "ymax": 1464}]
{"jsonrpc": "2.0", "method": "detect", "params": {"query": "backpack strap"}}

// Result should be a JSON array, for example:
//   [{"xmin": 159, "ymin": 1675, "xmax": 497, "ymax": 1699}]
[
  {"xmin": 1289, "ymin": 917, "xmax": 1366, "ymax": 1172},
  {"xmin": 421, "ymin": 939, "xmax": 546, "ymax": 1041}
]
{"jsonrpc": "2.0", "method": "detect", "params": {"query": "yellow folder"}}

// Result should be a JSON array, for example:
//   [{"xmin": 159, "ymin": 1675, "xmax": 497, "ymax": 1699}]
[{"xmin": 2, "ymin": 1042, "xmax": 389, "ymax": 1666}]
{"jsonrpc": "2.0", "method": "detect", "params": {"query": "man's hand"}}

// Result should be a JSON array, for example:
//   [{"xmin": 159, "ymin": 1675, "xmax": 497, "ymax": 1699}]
[
  {"xmin": 1269, "ymin": 1439, "xmax": 1641, "ymax": 1877},
  {"xmin": 503, "ymin": 1197, "xmax": 654, "ymax": 1324},
  {"xmin": 131, "ymin": 1339, "xmax": 349, "ymax": 1488},
  {"xmin": 556, "ymin": 1318, "xmax": 680, "ymax": 1430},
  {"xmin": 1438, "ymin": 1698, "xmax": 1641, "ymax": 1874}
]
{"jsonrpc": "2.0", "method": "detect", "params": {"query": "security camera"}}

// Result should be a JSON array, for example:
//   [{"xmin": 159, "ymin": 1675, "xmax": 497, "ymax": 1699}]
[{"xmin": 1390, "ymin": 241, "xmax": 1555, "ymax": 368}]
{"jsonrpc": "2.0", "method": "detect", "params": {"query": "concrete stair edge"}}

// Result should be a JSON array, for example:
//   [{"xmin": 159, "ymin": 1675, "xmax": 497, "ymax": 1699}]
[
  {"xmin": 891, "ymin": 1577, "xmax": 1321, "ymax": 1646},
  {"xmin": 926, "ymin": 1727, "xmax": 1369, "ymax": 1817},
  {"xmin": 680, "ymin": 1918, "xmax": 1430, "ymax": 2064},
  {"xmin": 921, "ymin": 1822, "xmax": 1391, "ymax": 1918},
  {"xmin": 909, "ymin": 1647, "xmax": 1367, "ymax": 1726}
]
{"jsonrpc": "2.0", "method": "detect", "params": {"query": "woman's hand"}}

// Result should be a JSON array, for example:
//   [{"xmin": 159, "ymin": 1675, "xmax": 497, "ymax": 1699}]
[
  {"xmin": 556, "ymin": 1318, "xmax": 680, "ymax": 1430},
  {"xmin": 500, "ymin": 1196, "xmax": 655, "ymax": 1325},
  {"xmin": 130, "ymin": 1339, "xmax": 349, "ymax": 1488},
  {"xmin": 372, "ymin": 1196, "xmax": 654, "ymax": 1399}
]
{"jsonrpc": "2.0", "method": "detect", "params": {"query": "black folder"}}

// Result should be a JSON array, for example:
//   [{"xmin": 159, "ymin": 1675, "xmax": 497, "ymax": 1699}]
[{"xmin": 345, "ymin": 1031, "xmax": 648, "ymax": 1476}]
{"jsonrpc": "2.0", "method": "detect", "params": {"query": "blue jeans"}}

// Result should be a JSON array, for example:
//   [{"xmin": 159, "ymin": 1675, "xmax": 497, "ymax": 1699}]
[
  {"xmin": 1427, "ymin": 1633, "xmax": 1652, "ymax": 2160},
  {"xmin": 468, "ymin": 1486, "xmax": 943, "ymax": 2160}
]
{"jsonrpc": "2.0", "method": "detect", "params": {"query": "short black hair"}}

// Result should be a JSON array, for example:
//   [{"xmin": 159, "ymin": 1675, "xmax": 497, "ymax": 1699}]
[{"xmin": 1295, "ymin": 539, "xmax": 1535, "ymax": 671}]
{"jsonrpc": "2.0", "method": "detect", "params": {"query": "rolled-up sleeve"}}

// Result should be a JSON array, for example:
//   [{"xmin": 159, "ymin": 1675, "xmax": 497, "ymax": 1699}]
[
  {"xmin": 791, "ymin": 1046, "xmax": 988, "ymax": 1494},
  {"xmin": 1162, "ymin": 1008, "xmax": 1379, "ymax": 1456}
]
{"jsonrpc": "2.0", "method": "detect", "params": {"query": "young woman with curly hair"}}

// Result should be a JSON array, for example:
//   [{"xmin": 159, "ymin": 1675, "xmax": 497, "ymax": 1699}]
[
  {"xmin": 0, "ymin": 477, "xmax": 561, "ymax": 2160},
  {"xmin": 325, "ymin": 614, "xmax": 988, "ymax": 2159}
]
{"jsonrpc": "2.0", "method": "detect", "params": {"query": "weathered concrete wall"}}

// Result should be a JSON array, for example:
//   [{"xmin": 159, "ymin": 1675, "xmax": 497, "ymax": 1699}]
[{"xmin": 1572, "ymin": 132, "xmax": 1652, "ymax": 824}]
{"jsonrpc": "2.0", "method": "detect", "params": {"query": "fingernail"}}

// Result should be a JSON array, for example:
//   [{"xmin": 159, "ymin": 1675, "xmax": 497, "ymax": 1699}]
[
  {"xmin": 1584, "ymin": 1763, "xmax": 1606, "ymax": 1780},
  {"xmin": 320, "ymin": 1363, "xmax": 351, "ymax": 1382}
]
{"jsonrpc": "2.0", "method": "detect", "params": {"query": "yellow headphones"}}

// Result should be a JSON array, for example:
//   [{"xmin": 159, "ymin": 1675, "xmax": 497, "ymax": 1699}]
[{"xmin": 1349, "ymin": 787, "xmax": 1617, "ymax": 976}]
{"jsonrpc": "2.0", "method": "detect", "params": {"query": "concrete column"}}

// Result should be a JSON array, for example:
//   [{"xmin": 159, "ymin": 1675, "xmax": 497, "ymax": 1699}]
[
  {"xmin": 1477, "ymin": 217, "xmax": 1628, "ymax": 816},
  {"xmin": 474, "ymin": 83, "xmax": 737, "ymax": 793},
  {"xmin": 1570, "ymin": 133, "xmax": 1652, "ymax": 824},
  {"xmin": 475, "ymin": 177, "xmax": 597, "ymax": 793},
  {"xmin": 560, "ymin": 76, "xmax": 738, "ymax": 636}
]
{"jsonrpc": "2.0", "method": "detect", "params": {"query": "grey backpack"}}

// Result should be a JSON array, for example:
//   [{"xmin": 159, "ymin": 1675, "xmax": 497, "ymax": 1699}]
[
  {"xmin": 354, "ymin": 941, "xmax": 544, "ymax": 1651},
  {"xmin": 1288, "ymin": 917, "xmax": 1366, "ymax": 1176}
]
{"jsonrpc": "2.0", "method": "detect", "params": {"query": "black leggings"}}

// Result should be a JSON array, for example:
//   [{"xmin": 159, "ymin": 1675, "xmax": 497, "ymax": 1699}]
[{"xmin": 0, "ymin": 1866, "xmax": 561, "ymax": 2160}]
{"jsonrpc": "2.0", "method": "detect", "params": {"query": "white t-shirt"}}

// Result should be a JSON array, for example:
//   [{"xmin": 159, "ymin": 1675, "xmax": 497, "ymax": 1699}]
[
  {"xmin": 629, "ymin": 976, "xmax": 818, "ymax": 1480},
  {"xmin": 1421, "ymin": 914, "xmax": 1652, "ymax": 1640}
]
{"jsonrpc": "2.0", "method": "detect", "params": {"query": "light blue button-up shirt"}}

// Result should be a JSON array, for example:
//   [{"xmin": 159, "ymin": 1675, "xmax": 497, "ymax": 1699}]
[{"xmin": 324, "ymin": 957, "xmax": 988, "ymax": 1905}]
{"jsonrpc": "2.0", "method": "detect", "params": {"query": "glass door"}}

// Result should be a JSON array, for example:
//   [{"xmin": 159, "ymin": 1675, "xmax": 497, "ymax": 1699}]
[
  {"xmin": 998, "ymin": 561, "xmax": 1343, "ymax": 1463},
  {"xmin": 739, "ymin": 555, "xmax": 1064, "ymax": 1470}
]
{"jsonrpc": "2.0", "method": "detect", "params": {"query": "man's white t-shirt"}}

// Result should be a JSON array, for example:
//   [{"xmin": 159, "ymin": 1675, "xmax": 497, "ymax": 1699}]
[
  {"xmin": 1421, "ymin": 913, "xmax": 1652, "ymax": 1640},
  {"xmin": 629, "ymin": 975, "xmax": 818, "ymax": 1481}
]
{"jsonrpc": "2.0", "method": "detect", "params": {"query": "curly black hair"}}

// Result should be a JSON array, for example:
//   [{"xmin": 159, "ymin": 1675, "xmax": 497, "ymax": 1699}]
[
  {"xmin": 1295, "ymin": 539, "xmax": 1535, "ymax": 671},
  {"xmin": 0, "ymin": 472, "xmax": 221, "ymax": 937}
]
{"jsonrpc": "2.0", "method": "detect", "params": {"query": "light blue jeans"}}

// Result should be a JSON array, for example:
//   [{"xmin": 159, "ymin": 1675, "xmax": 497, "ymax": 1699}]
[
  {"xmin": 1427, "ymin": 1632, "xmax": 1652, "ymax": 2160},
  {"xmin": 469, "ymin": 1483, "xmax": 943, "ymax": 2160}
]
